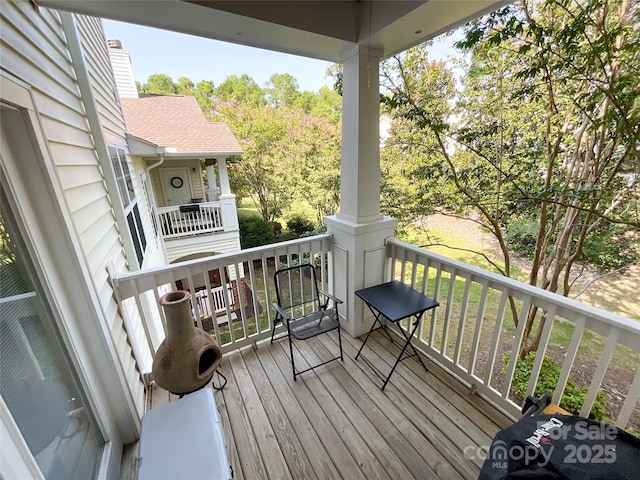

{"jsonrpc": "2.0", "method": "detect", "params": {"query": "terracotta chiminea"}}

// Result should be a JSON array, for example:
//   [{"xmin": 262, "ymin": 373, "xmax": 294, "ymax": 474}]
[{"xmin": 152, "ymin": 290, "xmax": 222, "ymax": 395}]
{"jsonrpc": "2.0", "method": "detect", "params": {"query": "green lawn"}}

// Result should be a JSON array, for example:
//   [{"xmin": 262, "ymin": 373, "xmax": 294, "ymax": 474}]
[
  {"xmin": 237, "ymin": 198, "xmax": 262, "ymax": 218},
  {"xmin": 398, "ymin": 219, "xmax": 639, "ymax": 379}
]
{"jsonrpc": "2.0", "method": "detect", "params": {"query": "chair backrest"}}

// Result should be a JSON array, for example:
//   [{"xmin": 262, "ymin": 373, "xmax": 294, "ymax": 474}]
[{"xmin": 274, "ymin": 264, "xmax": 320, "ymax": 316}]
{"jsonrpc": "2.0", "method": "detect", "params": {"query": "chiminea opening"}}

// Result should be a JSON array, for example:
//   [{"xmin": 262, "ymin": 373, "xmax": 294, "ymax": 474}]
[{"xmin": 199, "ymin": 347, "xmax": 219, "ymax": 377}]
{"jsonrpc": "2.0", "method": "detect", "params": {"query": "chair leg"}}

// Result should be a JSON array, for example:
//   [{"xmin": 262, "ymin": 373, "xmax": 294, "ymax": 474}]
[
  {"xmin": 337, "ymin": 324, "xmax": 344, "ymax": 361},
  {"xmin": 271, "ymin": 316, "xmax": 280, "ymax": 344},
  {"xmin": 288, "ymin": 332, "xmax": 297, "ymax": 381}
]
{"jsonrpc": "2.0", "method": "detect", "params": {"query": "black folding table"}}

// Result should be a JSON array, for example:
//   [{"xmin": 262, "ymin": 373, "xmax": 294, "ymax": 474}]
[{"xmin": 355, "ymin": 280, "xmax": 439, "ymax": 390}]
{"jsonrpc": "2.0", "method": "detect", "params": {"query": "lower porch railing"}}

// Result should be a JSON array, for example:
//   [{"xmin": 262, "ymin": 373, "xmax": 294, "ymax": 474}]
[
  {"xmin": 385, "ymin": 238, "xmax": 640, "ymax": 431},
  {"xmin": 157, "ymin": 202, "xmax": 224, "ymax": 238},
  {"xmin": 111, "ymin": 234, "xmax": 333, "ymax": 372}
]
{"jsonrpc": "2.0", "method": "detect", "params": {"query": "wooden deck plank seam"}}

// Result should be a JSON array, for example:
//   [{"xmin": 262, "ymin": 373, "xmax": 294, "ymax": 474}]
[
  {"xmin": 240, "ymin": 344, "xmax": 339, "ymax": 480},
  {"xmin": 333, "ymin": 331, "xmax": 487, "ymax": 477},
  {"xmin": 268, "ymin": 337, "xmax": 393, "ymax": 480}
]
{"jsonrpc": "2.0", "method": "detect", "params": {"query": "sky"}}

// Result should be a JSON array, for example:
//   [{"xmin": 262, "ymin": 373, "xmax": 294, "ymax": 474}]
[{"xmin": 102, "ymin": 19, "xmax": 461, "ymax": 93}]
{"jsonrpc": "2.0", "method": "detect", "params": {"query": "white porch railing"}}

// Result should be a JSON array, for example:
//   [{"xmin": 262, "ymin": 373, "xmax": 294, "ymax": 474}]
[
  {"xmin": 111, "ymin": 234, "xmax": 333, "ymax": 364},
  {"xmin": 384, "ymin": 238, "xmax": 640, "ymax": 431},
  {"xmin": 110, "ymin": 233, "xmax": 639, "ymax": 431},
  {"xmin": 158, "ymin": 202, "xmax": 224, "ymax": 238},
  {"xmin": 194, "ymin": 286, "xmax": 233, "ymax": 320}
]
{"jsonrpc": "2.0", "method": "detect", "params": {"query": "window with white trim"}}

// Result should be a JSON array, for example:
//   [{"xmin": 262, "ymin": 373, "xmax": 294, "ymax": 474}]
[
  {"xmin": 140, "ymin": 174, "xmax": 159, "ymax": 242},
  {"xmin": 0, "ymin": 193, "xmax": 102, "ymax": 479},
  {"xmin": 109, "ymin": 146, "xmax": 146, "ymax": 266}
]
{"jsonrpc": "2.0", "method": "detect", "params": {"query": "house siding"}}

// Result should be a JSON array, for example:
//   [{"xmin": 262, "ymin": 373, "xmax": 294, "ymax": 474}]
[
  {"xmin": 0, "ymin": 2, "xmax": 146, "ymax": 472},
  {"xmin": 74, "ymin": 15, "xmax": 173, "ymax": 417},
  {"xmin": 108, "ymin": 47, "xmax": 139, "ymax": 99},
  {"xmin": 74, "ymin": 15, "xmax": 148, "ymax": 416},
  {"xmin": 166, "ymin": 232, "xmax": 242, "ymax": 263},
  {"xmin": 77, "ymin": 17, "xmax": 127, "ymax": 146}
]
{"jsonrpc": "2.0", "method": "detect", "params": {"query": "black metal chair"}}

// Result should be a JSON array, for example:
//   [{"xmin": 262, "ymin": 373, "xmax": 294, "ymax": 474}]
[{"xmin": 271, "ymin": 264, "xmax": 343, "ymax": 380}]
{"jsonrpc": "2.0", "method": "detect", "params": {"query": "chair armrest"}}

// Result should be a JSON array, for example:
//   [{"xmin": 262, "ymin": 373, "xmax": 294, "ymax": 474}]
[
  {"xmin": 272, "ymin": 303, "xmax": 291, "ymax": 321},
  {"xmin": 318, "ymin": 290, "xmax": 343, "ymax": 304}
]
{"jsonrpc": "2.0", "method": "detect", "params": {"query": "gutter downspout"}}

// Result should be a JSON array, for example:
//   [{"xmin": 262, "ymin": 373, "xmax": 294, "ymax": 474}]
[
  {"xmin": 146, "ymin": 153, "xmax": 165, "ymax": 173},
  {"xmin": 144, "ymin": 153, "xmax": 168, "ymax": 261}
]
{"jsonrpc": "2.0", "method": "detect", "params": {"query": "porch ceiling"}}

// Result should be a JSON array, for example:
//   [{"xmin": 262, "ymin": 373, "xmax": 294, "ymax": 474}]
[{"xmin": 38, "ymin": 0, "xmax": 508, "ymax": 62}]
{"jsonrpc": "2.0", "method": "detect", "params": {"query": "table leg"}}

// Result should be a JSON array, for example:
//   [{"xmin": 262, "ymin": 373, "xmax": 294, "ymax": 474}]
[
  {"xmin": 381, "ymin": 315, "xmax": 428, "ymax": 390},
  {"xmin": 402, "ymin": 316, "xmax": 429, "ymax": 373},
  {"xmin": 355, "ymin": 307, "xmax": 391, "ymax": 360},
  {"xmin": 356, "ymin": 307, "xmax": 382, "ymax": 360}
]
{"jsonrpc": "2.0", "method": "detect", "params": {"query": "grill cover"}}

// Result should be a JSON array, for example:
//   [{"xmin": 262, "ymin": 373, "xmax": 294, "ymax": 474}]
[{"xmin": 478, "ymin": 414, "xmax": 640, "ymax": 479}]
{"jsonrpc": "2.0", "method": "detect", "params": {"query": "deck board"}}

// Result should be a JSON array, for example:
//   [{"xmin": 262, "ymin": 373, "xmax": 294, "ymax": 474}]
[
  {"xmin": 124, "ymin": 329, "xmax": 511, "ymax": 479},
  {"xmin": 250, "ymin": 341, "xmax": 365, "ymax": 480},
  {"xmin": 225, "ymin": 351, "xmax": 285, "ymax": 480},
  {"xmin": 336, "ymin": 332, "xmax": 476, "ymax": 478}
]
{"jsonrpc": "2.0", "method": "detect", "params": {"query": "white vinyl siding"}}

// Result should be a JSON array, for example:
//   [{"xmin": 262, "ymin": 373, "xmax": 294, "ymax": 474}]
[
  {"xmin": 77, "ymin": 15, "xmax": 163, "ymax": 270},
  {"xmin": 108, "ymin": 48, "xmax": 139, "ymax": 99},
  {"xmin": 73, "ymin": 16, "xmax": 150, "ymax": 414},
  {"xmin": 74, "ymin": 16, "xmax": 166, "ymax": 406},
  {"xmin": 166, "ymin": 233, "xmax": 242, "ymax": 263},
  {"xmin": 74, "ymin": 15, "xmax": 166, "ymax": 404},
  {"xmin": 76, "ymin": 16, "xmax": 127, "ymax": 142},
  {"xmin": 1, "ymin": 2, "xmax": 143, "ymax": 463}
]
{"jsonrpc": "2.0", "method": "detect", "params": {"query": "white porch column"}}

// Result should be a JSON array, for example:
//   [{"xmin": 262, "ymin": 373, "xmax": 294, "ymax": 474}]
[
  {"xmin": 325, "ymin": 46, "xmax": 397, "ymax": 338},
  {"xmin": 205, "ymin": 158, "xmax": 219, "ymax": 201},
  {"xmin": 217, "ymin": 157, "xmax": 232, "ymax": 195},
  {"xmin": 216, "ymin": 157, "xmax": 239, "ymax": 232}
]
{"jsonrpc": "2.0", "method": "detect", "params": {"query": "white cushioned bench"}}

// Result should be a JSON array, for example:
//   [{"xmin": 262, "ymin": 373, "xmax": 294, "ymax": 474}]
[{"xmin": 137, "ymin": 389, "xmax": 232, "ymax": 480}]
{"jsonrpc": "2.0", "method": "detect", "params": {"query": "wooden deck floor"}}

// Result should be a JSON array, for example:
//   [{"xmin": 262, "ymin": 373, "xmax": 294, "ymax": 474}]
[{"xmin": 125, "ymin": 329, "xmax": 513, "ymax": 479}]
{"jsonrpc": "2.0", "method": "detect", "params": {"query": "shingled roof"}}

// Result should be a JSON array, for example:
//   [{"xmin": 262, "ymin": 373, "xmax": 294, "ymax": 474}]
[{"xmin": 121, "ymin": 95, "xmax": 242, "ymax": 155}]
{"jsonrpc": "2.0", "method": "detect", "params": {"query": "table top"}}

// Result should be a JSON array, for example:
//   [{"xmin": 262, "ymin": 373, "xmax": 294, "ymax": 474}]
[{"xmin": 355, "ymin": 280, "xmax": 439, "ymax": 322}]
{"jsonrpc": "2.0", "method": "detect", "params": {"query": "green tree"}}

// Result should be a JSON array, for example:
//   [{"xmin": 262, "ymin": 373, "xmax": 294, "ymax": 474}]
[
  {"xmin": 265, "ymin": 73, "xmax": 300, "ymax": 108},
  {"xmin": 293, "ymin": 90, "xmax": 317, "ymax": 114},
  {"xmin": 212, "ymin": 101, "xmax": 291, "ymax": 223},
  {"xmin": 211, "ymin": 95, "xmax": 341, "ymax": 224},
  {"xmin": 175, "ymin": 76, "xmax": 215, "ymax": 111},
  {"xmin": 281, "ymin": 111, "xmax": 341, "ymax": 222},
  {"xmin": 310, "ymin": 86, "xmax": 342, "ymax": 124},
  {"xmin": 383, "ymin": 0, "xmax": 640, "ymax": 357},
  {"xmin": 175, "ymin": 76, "xmax": 195, "ymax": 94},
  {"xmin": 460, "ymin": 0, "xmax": 640, "ymax": 356},
  {"xmin": 194, "ymin": 80, "xmax": 215, "ymax": 111},
  {"xmin": 139, "ymin": 73, "xmax": 177, "ymax": 94},
  {"xmin": 139, "ymin": 74, "xmax": 215, "ymax": 111},
  {"xmin": 379, "ymin": 45, "xmax": 457, "ymax": 231},
  {"xmin": 214, "ymin": 74, "xmax": 265, "ymax": 107}
]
